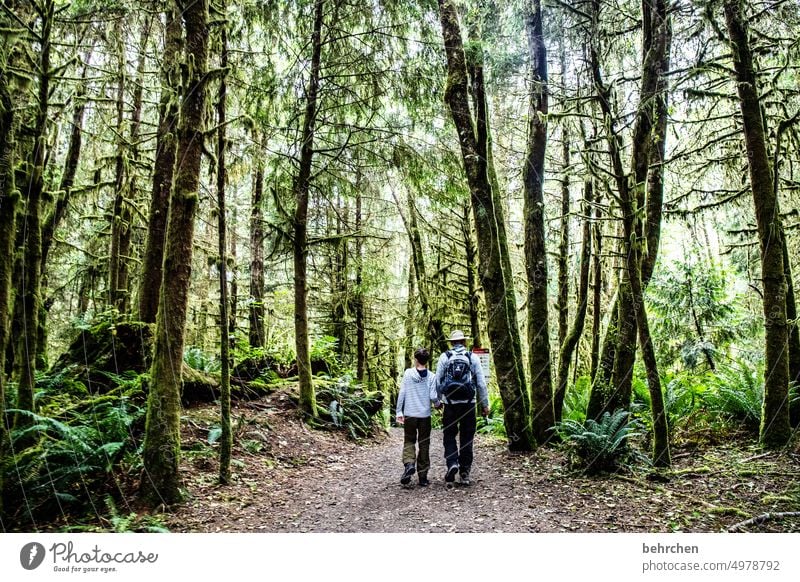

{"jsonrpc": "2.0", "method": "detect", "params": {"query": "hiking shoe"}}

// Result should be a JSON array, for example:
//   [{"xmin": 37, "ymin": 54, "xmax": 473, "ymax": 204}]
[
  {"xmin": 459, "ymin": 470, "xmax": 471, "ymax": 486},
  {"xmin": 400, "ymin": 463, "xmax": 416, "ymax": 485},
  {"xmin": 445, "ymin": 465, "xmax": 459, "ymax": 483},
  {"xmin": 418, "ymin": 474, "xmax": 430, "ymax": 487}
]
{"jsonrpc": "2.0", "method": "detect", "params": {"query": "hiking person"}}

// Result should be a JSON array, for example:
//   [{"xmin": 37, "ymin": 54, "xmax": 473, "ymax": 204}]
[
  {"xmin": 431, "ymin": 330, "xmax": 489, "ymax": 486},
  {"xmin": 396, "ymin": 347, "xmax": 436, "ymax": 486}
]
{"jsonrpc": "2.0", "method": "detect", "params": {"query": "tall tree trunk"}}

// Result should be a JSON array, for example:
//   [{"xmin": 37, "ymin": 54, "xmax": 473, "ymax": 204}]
[
  {"xmin": 41, "ymin": 56, "xmax": 90, "ymax": 272},
  {"xmin": 524, "ymin": 0, "xmax": 555, "ymax": 443},
  {"xmin": 216, "ymin": 2, "xmax": 232, "ymax": 484},
  {"xmin": 588, "ymin": 0, "xmax": 671, "ymax": 465},
  {"xmin": 438, "ymin": 0, "xmax": 533, "ymax": 450},
  {"xmin": 355, "ymin": 189, "xmax": 366, "ymax": 380},
  {"xmin": 138, "ymin": 5, "xmax": 182, "ymax": 323},
  {"xmin": 403, "ymin": 262, "xmax": 415, "ymax": 371},
  {"xmin": 108, "ymin": 19, "xmax": 131, "ymax": 314},
  {"xmin": 249, "ymin": 159, "xmax": 265, "ymax": 348},
  {"xmin": 228, "ymin": 205, "xmax": 238, "ymax": 338},
  {"xmin": 293, "ymin": 0, "xmax": 324, "ymax": 419},
  {"xmin": 589, "ymin": 184, "xmax": 603, "ymax": 381},
  {"xmin": 468, "ymin": 20, "xmax": 527, "ymax": 406},
  {"xmin": 462, "ymin": 204, "xmax": 482, "ymax": 348},
  {"xmin": 724, "ymin": 0, "xmax": 791, "ymax": 447},
  {"xmin": 14, "ymin": 0, "xmax": 53, "ymax": 425},
  {"xmin": 141, "ymin": 0, "xmax": 209, "ymax": 504},
  {"xmin": 554, "ymin": 180, "xmax": 593, "ymax": 421},
  {"xmin": 398, "ymin": 187, "xmax": 446, "ymax": 352},
  {"xmin": 557, "ymin": 129, "xmax": 570, "ymax": 348},
  {"xmin": 0, "ymin": 61, "xmax": 19, "ymax": 521},
  {"xmin": 587, "ymin": 0, "xmax": 669, "ymax": 422},
  {"xmin": 783, "ymin": 238, "xmax": 800, "ymax": 426}
]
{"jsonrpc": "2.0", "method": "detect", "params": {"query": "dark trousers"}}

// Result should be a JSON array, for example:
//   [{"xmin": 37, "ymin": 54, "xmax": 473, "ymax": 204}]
[
  {"xmin": 442, "ymin": 402, "xmax": 476, "ymax": 471},
  {"xmin": 402, "ymin": 416, "xmax": 431, "ymax": 476}
]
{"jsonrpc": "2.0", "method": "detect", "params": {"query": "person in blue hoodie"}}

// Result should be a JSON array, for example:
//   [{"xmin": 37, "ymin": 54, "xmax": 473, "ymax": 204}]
[{"xmin": 396, "ymin": 347, "xmax": 436, "ymax": 486}]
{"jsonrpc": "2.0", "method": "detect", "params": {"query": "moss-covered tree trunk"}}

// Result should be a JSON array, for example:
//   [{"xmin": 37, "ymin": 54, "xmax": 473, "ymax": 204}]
[
  {"xmin": 783, "ymin": 237, "xmax": 800, "ymax": 426},
  {"xmin": 587, "ymin": 0, "xmax": 669, "ymax": 422},
  {"xmin": 0, "ymin": 63, "xmax": 19, "ymax": 520},
  {"xmin": 355, "ymin": 189, "xmax": 366, "ymax": 381},
  {"xmin": 557, "ymin": 128, "xmax": 570, "ymax": 349},
  {"xmin": 138, "ymin": 5, "xmax": 181, "ymax": 324},
  {"xmin": 554, "ymin": 180, "xmax": 593, "ymax": 422},
  {"xmin": 401, "ymin": 187, "xmax": 446, "ymax": 352},
  {"xmin": 141, "ymin": 0, "xmax": 209, "ymax": 504},
  {"xmin": 589, "ymin": 182, "xmax": 603, "ymax": 381},
  {"xmin": 248, "ymin": 159, "xmax": 265, "ymax": 348},
  {"xmin": 14, "ymin": 0, "xmax": 53, "ymax": 425},
  {"xmin": 292, "ymin": 0, "xmax": 324, "ymax": 419},
  {"xmin": 523, "ymin": 0, "xmax": 555, "ymax": 443},
  {"xmin": 216, "ymin": 2, "xmax": 232, "ymax": 484},
  {"xmin": 724, "ymin": 0, "xmax": 791, "ymax": 447},
  {"xmin": 438, "ymin": 0, "xmax": 533, "ymax": 451},
  {"xmin": 462, "ymin": 204, "xmax": 482, "ymax": 348},
  {"xmin": 108, "ymin": 19, "xmax": 133, "ymax": 315}
]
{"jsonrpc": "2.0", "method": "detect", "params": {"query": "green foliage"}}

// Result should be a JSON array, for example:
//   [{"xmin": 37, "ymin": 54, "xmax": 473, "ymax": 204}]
[
  {"xmin": 648, "ymin": 255, "xmax": 745, "ymax": 371},
  {"xmin": 707, "ymin": 360, "xmax": 764, "ymax": 432},
  {"xmin": 316, "ymin": 376, "xmax": 383, "ymax": 439},
  {"xmin": 553, "ymin": 410, "xmax": 645, "ymax": 475},
  {"xmin": 563, "ymin": 375, "xmax": 591, "ymax": 423},
  {"xmin": 2, "ymin": 381, "xmax": 144, "ymax": 525},
  {"xmin": 103, "ymin": 497, "xmax": 169, "ymax": 533},
  {"xmin": 476, "ymin": 392, "xmax": 506, "ymax": 438},
  {"xmin": 184, "ymin": 346, "xmax": 221, "ymax": 373},
  {"xmin": 310, "ymin": 335, "xmax": 341, "ymax": 374}
]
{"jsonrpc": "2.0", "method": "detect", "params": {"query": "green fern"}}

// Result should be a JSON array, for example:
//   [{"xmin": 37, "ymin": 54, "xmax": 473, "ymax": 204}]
[
  {"xmin": 553, "ymin": 409, "xmax": 644, "ymax": 475},
  {"xmin": 315, "ymin": 377, "xmax": 381, "ymax": 438},
  {"xmin": 708, "ymin": 360, "xmax": 763, "ymax": 432},
  {"xmin": 3, "ymin": 395, "xmax": 144, "ymax": 525}
]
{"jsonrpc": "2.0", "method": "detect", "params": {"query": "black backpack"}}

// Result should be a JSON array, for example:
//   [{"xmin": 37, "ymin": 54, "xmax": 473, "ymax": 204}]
[{"xmin": 441, "ymin": 350, "xmax": 475, "ymax": 401}]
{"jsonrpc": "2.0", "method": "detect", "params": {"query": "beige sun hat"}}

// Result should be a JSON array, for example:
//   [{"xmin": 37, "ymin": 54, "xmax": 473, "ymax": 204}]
[{"xmin": 447, "ymin": 330, "xmax": 470, "ymax": 342}]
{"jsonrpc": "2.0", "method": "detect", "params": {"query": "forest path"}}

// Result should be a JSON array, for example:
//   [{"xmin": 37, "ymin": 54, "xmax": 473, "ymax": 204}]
[
  {"xmin": 246, "ymin": 427, "xmax": 549, "ymax": 533},
  {"xmin": 165, "ymin": 397, "xmax": 800, "ymax": 533}
]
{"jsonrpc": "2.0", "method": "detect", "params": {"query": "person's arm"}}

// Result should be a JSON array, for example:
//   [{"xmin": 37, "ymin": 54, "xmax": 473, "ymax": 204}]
[
  {"xmin": 396, "ymin": 371, "xmax": 408, "ymax": 422},
  {"xmin": 431, "ymin": 353, "xmax": 447, "ymax": 405},
  {"xmin": 471, "ymin": 354, "xmax": 490, "ymax": 413}
]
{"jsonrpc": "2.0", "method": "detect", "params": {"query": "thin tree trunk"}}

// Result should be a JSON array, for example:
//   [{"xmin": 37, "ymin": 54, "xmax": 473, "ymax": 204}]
[
  {"xmin": 724, "ymin": 0, "xmax": 791, "ymax": 447},
  {"xmin": 462, "ymin": 204, "xmax": 482, "ymax": 347},
  {"xmin": 109, "ymin": 20, "xmax": 130, "ymax": 314},
  {"xmin": 783, "ymin": 238, "xmax": 800, "ymax": 426},
  {"xmin": 403, "ymin": 262, "xmax": 415, "ymax": 371},
  {"xmin": 524, "ymin": 0, "xmax": 555, "ymax": 442},
  {"xmin": 587, "ymin": 0, "xmax": 669, "ymax": 422},
  {"xmin": 293, "ymin": 0, "xmax": 324, "ymax": 419},
  {"xmin": 138, "ymin": 5, "xmax": 182, "ymax": 323},
  {"xmin": 438, "ymin": 0, "xmax": 533, "ymax": 451},
  {"xmin": 141, "ymin": 0, "xmax": 209, "ymax": 504},
  {"xmin": 589, "ymin": 186, "xmax": 603, "ymax": 381},
  {"xmin": 228, "ymin": 205, "xmax": 238, "ymax": 338},
  {"xmin": 216, "ymin": 2, "xmax": 232, "ymax": 484},
  {"xmin": 355, "ymin": 189, "xmax": 366, "ymax": 380},
  {"xmin": 249, "ymin": 160, "xmax": 265, "ymax": 348},
  {"xmin": 554, "ymin": 180, "xmax": 593, "ymax": 421},
  {"xmin": 400, "ymin": 188, "xmax": 446, "ymax": 352},
  {"xmin": 557, "ymin": 129, "xmax": 570, "ymax": 348}
]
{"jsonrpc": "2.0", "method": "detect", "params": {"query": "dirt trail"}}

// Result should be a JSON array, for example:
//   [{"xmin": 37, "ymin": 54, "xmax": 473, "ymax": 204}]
[{"xmin": 165, "ymin": 399, "xmax": 800, "ymax": 533}]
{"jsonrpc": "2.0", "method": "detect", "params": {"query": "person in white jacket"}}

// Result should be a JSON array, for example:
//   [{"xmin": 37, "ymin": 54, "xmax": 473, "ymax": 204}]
[{"xmin": 396, "ymin": 347, "xmax": 436, "ymax": 486}]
